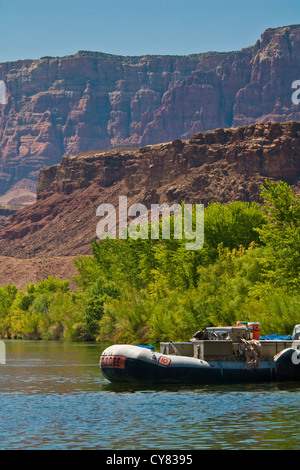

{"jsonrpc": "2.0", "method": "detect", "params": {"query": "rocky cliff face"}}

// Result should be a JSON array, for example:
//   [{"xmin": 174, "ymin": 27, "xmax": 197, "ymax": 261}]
[
  {"xmin": 0, "ymin": 25, "xmax": 300, "ymax": 198},
  {"xmin": 0, "ymin": 121, "xmax": 299, "ymax": 258}
]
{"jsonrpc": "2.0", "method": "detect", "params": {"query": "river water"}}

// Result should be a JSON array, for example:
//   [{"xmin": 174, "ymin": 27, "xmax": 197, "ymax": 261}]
[{"xmin": 0, "ymin": 340, "xmax": 300, "ymax": 450}]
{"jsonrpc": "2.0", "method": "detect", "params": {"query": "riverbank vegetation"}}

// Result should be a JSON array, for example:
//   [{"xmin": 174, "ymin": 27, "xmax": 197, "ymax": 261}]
[{"xmin": 0, "ymin": 180, "xmax": 299, "ymax": 343}]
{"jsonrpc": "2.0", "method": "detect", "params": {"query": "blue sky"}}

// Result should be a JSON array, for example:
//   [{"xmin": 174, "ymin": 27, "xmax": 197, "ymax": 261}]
[{"xmin": 0, "ymin": 0, "xmax": 299, "ymax": 62}]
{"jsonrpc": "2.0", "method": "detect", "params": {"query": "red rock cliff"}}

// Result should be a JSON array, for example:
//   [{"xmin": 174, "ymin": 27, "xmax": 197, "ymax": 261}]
[
  {"xmin": 0, "ymin": 120, "xmax": 299, "ymax": 258},
  {"xmin": 1, "ymin": 25, "xmax": 300, "ymax": 196}
]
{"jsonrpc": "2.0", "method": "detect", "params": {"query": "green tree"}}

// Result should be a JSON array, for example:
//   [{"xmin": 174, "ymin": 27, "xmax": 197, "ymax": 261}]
[
  {"xmin": 257, "ymin": 180, "xmax": 300, "ymax": 288},
  {"xmin": 0, "ymin": 284, "xmax": 18, "ymax": 337}
]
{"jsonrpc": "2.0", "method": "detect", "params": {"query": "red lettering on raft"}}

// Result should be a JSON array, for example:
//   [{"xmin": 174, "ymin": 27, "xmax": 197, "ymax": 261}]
[{"xmin": 100, "ymin": 355, "xmax": 126, "ymax": 369}]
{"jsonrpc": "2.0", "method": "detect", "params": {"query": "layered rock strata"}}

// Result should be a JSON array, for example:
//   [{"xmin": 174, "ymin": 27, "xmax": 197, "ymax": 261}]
[
  {"xmin": 0, "ymin": 25, "xmax": 300, "ymax": 196},
  {"xmin": 0, "ymin": 120, "xmax": 299, "ymax": 258}
]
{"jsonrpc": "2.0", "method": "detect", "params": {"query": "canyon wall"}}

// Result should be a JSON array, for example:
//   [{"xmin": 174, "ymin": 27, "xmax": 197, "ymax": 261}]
[
  {"xmin": 0, "ymin": 25, "xmax": 300, "ymax": 199},
  {"xmin": 0, "ymin": 120, "xmax": 299, "ymax": 258}
]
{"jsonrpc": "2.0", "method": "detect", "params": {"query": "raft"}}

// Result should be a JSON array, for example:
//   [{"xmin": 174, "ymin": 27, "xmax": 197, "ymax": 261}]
[{"xmin": 100, "ymin": 325, "xmax": 300, "ymax": 385}]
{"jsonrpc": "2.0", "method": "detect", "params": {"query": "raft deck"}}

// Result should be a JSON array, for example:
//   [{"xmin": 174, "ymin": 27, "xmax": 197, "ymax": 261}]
[
  {"xmin": 160, "ymin": 340, "xmax": 300, "ymax": 361},
  {"xmin": 160, "ymin": 327, "xmax": 300, "ymax": 362}
]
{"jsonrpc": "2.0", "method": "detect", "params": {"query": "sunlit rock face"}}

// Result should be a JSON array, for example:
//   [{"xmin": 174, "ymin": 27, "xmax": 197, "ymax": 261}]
[
  {"xmin": 1, "ymin": 120, "xmax": 300, "ymax": 258},
  {"xmin": 0, "ymin": 25, "xmax": 300, "ymax": 198}
]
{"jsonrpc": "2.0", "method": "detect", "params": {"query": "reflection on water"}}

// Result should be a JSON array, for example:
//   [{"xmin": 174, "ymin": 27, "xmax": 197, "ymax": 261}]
[
  {"xmin": 1, "ymin": 340, "xmax": 103, "ymax": 394},
  {"xmin": 1, "ymin": 340, "xmax": 300, "ymax": 449}
]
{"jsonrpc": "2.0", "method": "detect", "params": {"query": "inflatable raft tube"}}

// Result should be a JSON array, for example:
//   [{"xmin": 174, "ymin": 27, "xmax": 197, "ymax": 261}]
[
  {"xmin": 274, "ymin": 348, "xmax": 300, "ymax": 381},
  {"xmin": 100, "ymin": 344, "xmax": 276, "ymax": 384}
]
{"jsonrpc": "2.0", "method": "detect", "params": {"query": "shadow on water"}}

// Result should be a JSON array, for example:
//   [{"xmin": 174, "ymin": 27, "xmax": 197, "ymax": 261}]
[{"xmin": 100, "ymin": 379, "xmax": 300, "ymax": 394}]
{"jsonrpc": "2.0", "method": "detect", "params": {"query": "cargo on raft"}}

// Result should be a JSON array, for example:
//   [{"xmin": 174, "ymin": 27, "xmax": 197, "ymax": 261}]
[{"xmin": 100, "ymin": 324, "xmax": 300, "ymax": 384}]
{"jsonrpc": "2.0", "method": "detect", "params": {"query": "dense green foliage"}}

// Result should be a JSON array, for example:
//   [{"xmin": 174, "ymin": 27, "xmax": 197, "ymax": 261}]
[{"xmin": 0, "ymin": 180, "xmax": 299, "ymax": 344}]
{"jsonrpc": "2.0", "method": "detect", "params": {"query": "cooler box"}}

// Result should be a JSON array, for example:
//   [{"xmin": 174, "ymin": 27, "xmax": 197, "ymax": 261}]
[{"xmin": 236, "ymin": 321, "xmax": 260, "ymax": 340}]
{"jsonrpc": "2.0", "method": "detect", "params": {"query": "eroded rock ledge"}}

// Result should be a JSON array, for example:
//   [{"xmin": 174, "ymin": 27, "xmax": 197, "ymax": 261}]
[
  {"xmin": 0, "ymin": 120, "xmax": 299, "ymax": 259},
  {"xmin": 1, "ymin": 25, "xmax": 300, "ymax": 197}
]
